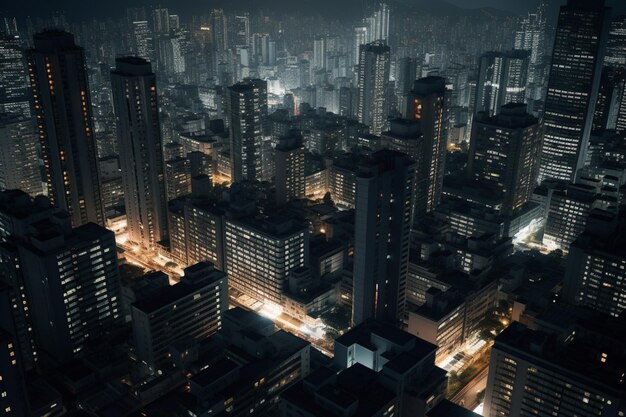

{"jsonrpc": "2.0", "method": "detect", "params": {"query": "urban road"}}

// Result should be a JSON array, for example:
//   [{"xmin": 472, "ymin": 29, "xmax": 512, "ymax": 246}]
[{"xmin": 451, "ymin": 365, "xmax": 489, "ymax": 410}]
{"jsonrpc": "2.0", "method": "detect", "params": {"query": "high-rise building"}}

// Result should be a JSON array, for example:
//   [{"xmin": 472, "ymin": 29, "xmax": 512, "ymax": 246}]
[
  {"xmin": 168, "ymin": 197, "xmax": 225, "ymax": 269},
  {"xmin": 152, "ymin": 8, "xmax": 170, "ymax": 34},
  {"xmin": 369, "ymin": 3, "xmax": 390, "ymax": 44},
  {"xmin": 474, "ymin": 50, "xmax": 530, "ymax": 117},
  {"xmin": 313, "ymin": 36, "xmax": 326, "ymax": 70},
  {"xmin": 0, "ymin": 34, "xmax": 31, "ymax": 118},
  {"xmin": 17, "ymin": 220, "xmax": 122, "ymax": 363},
  {"xmin": 563, "ymin": 210, "xmax": 626, "ymax": 317},
  {"xmin": 538, "ymin": 0, "xmax": 611, "ymax": 183},
  {"xmin": 514, "ymin": 0, "xmax": 547, "ymax": 101},
  {"xmin": 228, "ymin": 79, "xmax": 268, "ymax": 182},
  {"xmin": 225, "ymin": 214, "xmax": 308, "ymax": 307},
  {"xmin": 0, "ymin": 115, "xmax": 41, "ymax": 197},
  {"xmin": 605, "ymin": 15, "xmax": 626, "ymax": 67},
  {"xmin": 353, "ymin": 26, "xmax": 368, "ymax": 66},
  {"xmin": 111, "ymin": 57, "xmax": 168, "ymax": 249},
  {"xmin": 352, "ymin": 150, "xmax": 416, "ymax": 325},
  {"xmin": 26, "ymin": 30, "xmax": 104, "ymax": 227},
  {"xmin": 357, "ymin": 42, "xmax": 390, "ymax": 136},
  {"xmin": 404, "ymin": 77, "xmax": 447, "ymax": 218},
  {"xmin": 468, "ymin": 104, "xmax": 542, "ymax": 216},
  {"xmin": 131, "ymin": 262, "xmax": 227, "ymax": 373},
  {"xmin": 210, "ymin": 9, "xmax": 228, "ymax": 53},
  {"xmin": 484, "ymin": 322, "xmax": 626, "ymax": 417},
  {"xmin": 275, "ymin": 130, "xmax": 305, "ymax": 206},
  {"xmin": 131, "ymin": 20, "xmax": 153, "ymax": 62},
  {"xmin": 234, "ymin": 14, "xmax": 250, "ymax": 48}
]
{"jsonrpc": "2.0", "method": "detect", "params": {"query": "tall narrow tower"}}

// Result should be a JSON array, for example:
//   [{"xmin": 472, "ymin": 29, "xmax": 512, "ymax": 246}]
[
  {"xmin": 111, "ymin": 57, "xmax": 168, "ymax": 249},
  {"xmin": 26, "ymin": 30, "xmax": 104, "ymax": 226},
  {"xmin": 538, "ymin": 0, "xmax": 611, "ymax": 183},
  {"xmin": 357, "ymin": 41, "xmax": 390, "ymax": 136}
]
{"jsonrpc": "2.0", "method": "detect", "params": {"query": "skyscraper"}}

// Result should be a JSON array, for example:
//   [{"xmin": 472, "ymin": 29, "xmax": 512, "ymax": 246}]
[
  {"xmin": 131, "ymin": 20, "xmax": 153, "ymax": 62},
  {"xmin": 111, "ymin": 57, "xmax": 168, "ymax": 249},
  {"xmin": 538, "ymin": 0, "xmax": 611, "ymax": 183},
  {"xmin": 474, "ymin": 50, "xmax": 530, "ymax": 117},
  {"xmin": 210, "ymin": 9, "xmax": 228, "ymax": 53},
  {"xmin": 228, "ymin": 79, "xmax": 268, "ymax": 182},
  {"xmin": 313, "ymin": 36, "xmax": 326, "ymax": 70},
  {"xmin": 26, "ymin": 30, "xmax": 104, "ymax": 227},
  {"xmin": 352, "ymin": 150, "xmax": 416, "ymax": 325},
  {"xmin": 0, "ymin": 34, "xmax": 31, "ymax": 118},
  {"xmin": 404, "ymin": 77, "xmax": 447, "ymax": 218},
  {"xmin": 357, "ymin": 42, "xmax": 390, "ymax": 136},
  {"xmin": 468, "ymin": 103, "xmax": 542, "ymax": 216},
  {"xmin": 514, "ymin": 0, "xmax": 547, "ymax": 101},
  {"xmin": 234, "ymin": 13, "xmax": 250, "ymax": 48}
]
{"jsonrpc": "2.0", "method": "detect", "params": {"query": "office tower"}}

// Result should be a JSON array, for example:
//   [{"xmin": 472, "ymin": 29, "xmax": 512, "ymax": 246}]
[
  {"xmin": 381, "ymin": 118, "xmax": 422, "ymax": 163},
  {"xmin": 224, "ymin": 215, "xmax": 308, "ymax": 307},
  {"xmin": 131, "ymin": 262, "xmax": 227, "ymax": 373},
  {"xmin": 227, "ymin": 79, "xmax": 268, "ymax": 182},
  {"xmin": 131, "ymin": 21, "xmax": 152, "ymax": 61},
  {"xmin": 0, "ymin": 115, "xmax": 41, "ymax": 197},
  {"xmin": 353, "ymin": 26, "xmax": 368, "ymax": 66},
  {"xmin": 152, "ymin": 8, "xmax": 170, "ymax": 34},
  {"xmin": 357, "ymin": 42, "xmax": 390, "ymax": 136},
  {"xmin": 405, "ymin": 77, "xmax": 447, "ymax": 217},
  {"xmin": 26, "ymin": 30, "xmax": 104, "ymax": 227},
  {"xmin": 18, "ymin": 220, "xmax": 122, "ymax": 363},
  {"xmin": 313, "ymin": 36, "xmax": 326, "ymax": 70},
  {"xmin": 514, "ymin": 0, "xmax": 547, "ymax": 100},
  {"xmin": 352, "ymin": 150, "xmax": 416, "ymax": 325},
  {"xmin": 168, "ymin": 197, "xmax": 225, "ymax": 269},
  {"xmin": 468, "ymin": 104, "xmax": 542, "ymax": 216},
  {"xmin": 234, "ymin": 14, "xmax": 250, "ymax": 48},
  {"xmin": 605, "ymin": 15, "xmax": 626, "ymax": 67},
  {"xmin": 0, "ymin": 34, "xmax": 31, "ymax": 118},
  {"xmin": 563, "ymin": 211, "xmax": 626, "ymax": 317},
  {"xmin": 111, "ymin": 57, "xmax": 168, "ymax": 249},
  {"xmin": 275, "ymin": 130, "xmax": 305, "ymax": 205},
  {"xmin": 538, "ymin": 1, "xmax": 611, "ymax": 183},
  {"xmin": 210, "ymin": 9, "xmax": 228, "ymax": 53},
  {"xmin": 334, "ymin": 321, "xmax": 447, "ymax": 417},
  {"xmin": 484, "ymin": 322, "xmax": 626, "ymax": 417},
  {"xmin": 474, "ymin": 50, "xmax": 530, "ymax": 117}
]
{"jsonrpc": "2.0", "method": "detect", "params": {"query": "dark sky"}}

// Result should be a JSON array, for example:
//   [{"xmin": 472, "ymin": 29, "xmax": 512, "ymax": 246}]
[{"xmin": 4, "ymin": 0, "xmax": 625, "ymax": 21}]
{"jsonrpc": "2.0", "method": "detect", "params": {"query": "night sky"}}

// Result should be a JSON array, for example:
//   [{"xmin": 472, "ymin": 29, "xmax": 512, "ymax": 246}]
[{"xmin": 6, "ymin": 0, "xmax": 626, "ymax": 21}]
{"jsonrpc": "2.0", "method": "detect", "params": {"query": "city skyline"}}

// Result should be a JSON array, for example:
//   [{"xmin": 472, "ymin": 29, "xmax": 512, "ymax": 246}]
[{"xmin": 0, "ymin": 0, "xmax": 625, "ymax": 416}]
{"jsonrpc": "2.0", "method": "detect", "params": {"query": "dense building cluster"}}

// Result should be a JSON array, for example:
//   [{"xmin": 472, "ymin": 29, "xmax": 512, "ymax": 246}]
[{"xmin": 0, "ymin": 0, "xmax": 625, "ymax": 415}]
